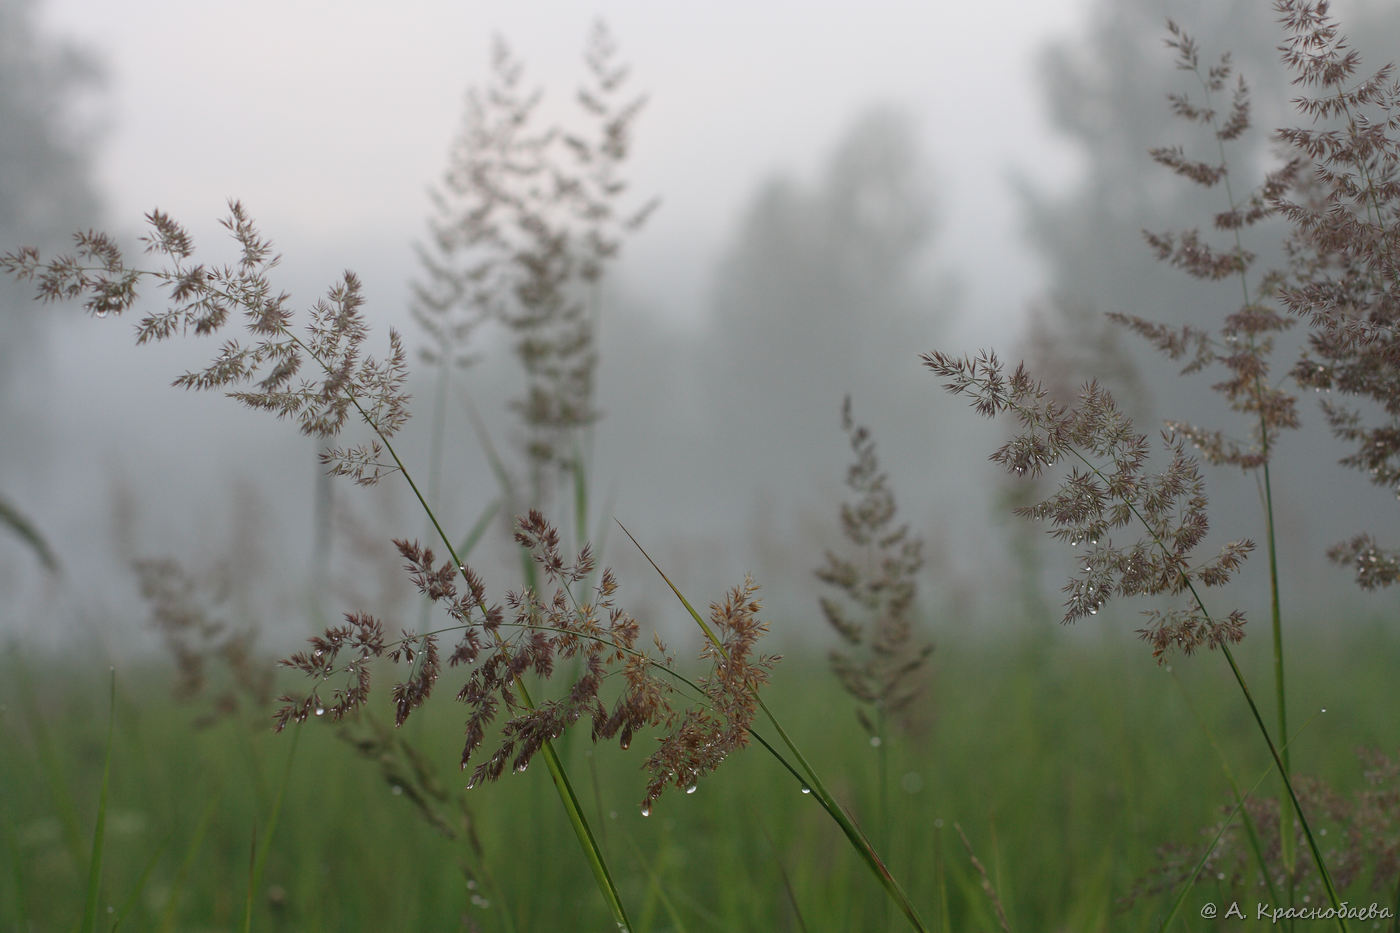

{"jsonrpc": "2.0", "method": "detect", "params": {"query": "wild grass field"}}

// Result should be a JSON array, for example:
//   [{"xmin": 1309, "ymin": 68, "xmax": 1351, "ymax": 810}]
[
  {"xmin": 4, "ymin": 620, "xmax": 1396, "ymax": 932},
  {"xmin": 3, "ymin": 1, "xmax": 1400, "ymax": 930}
]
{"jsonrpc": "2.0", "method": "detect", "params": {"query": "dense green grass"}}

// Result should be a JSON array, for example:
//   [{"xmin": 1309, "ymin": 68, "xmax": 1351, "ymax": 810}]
[{"xmin": 3, "ymin": 614, "xmax": 1396, "ymax": 932}]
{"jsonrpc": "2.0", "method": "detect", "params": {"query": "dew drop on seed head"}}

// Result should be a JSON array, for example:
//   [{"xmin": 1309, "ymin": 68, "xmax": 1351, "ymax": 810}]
[
  {"xmin": 515, "ymin": 761, "xmax": 528, "ymax": 773},
  {"xmin": 313, "ymin": 648, "xmax": 323, "ymax": 657},
  {"xmin": 685, "ymin": 784, "xmax": 697, "ymax": 794},
  {"xmin": 314, "ymin": 706, "xmax": 326, "ymax": 716},
  {"xmin": 640, "ymin": 805, "xmax": 651, "ymax": 817}
]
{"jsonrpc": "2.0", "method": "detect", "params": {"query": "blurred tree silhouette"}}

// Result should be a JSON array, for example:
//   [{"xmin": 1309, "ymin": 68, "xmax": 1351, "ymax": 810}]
[
  {"xmin": 0, "ymin": 0, "xmax": 102, "ymax": 568},
  {"xmin": 0, "ymin": 0, "xmax": 103, "ymax": 367},
  {"xmin": 703, "ymin": 105, "xmax": 952, "ymax": 515}
]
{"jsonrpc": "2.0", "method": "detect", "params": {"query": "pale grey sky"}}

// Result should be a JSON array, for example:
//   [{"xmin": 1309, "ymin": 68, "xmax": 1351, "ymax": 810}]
[{"xmin": 40, "ymin": 0, "xmax": 1096, "ymax": 335}]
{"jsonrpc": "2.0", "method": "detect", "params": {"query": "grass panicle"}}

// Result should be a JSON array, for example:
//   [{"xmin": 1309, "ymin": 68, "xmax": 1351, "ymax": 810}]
[
  {"xmin": 6, "ymin": 4, "xmax": 1400, "ymax": 929},
  {"xmin": 923, "ymin": 350, "xmax": 1252, "ymax": 656},
  {"xmin": 817, "ymin": 396, "xmax": 932, "ymax": 739}
]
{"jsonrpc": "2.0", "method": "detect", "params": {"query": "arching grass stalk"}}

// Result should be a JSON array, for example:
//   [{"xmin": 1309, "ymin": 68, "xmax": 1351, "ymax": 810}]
[
  {"xmin": 1060, "ymin": 433, "xmax": 1340, "ymax": 921},
  {"xmin": 1153, "ymin": 707, "xmax": 1328, "ymax": 933},
  {"xmin": 296, "ymin": 340, "xmax": 634, "ymax": 932},
  {"xmin": 618, "ymin": 522, "xmax": 930, "ymax": 933},
  {"xmin": 1133, "ymin": 24, "xmax": 1300, "ymax": 887},
  {"xmin": 0, "ymin": 211, "xmax": 635, "ymax": 931},
  {"xmin": 242, "ymin": 727, "xmax": 300, "ymax": 933},
  {"xmin": 79, "ymin": 670, "xmax": 115, "ymax": 933},
  {"xmin": 922, "ymin": 351, "xmax": 1345, "ymax": 929}
]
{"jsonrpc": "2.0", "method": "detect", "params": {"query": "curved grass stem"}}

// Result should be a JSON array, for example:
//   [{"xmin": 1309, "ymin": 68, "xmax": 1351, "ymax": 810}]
[{"xmin": 618, "ymin": 521, "xmax": 929, "ymax": 933}]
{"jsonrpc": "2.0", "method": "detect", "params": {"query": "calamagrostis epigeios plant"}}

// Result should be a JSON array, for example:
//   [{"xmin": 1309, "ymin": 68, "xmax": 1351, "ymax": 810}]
[
  {"xmin": 1114, "ymin": 20, "xmax": 1301, "ymax": 474},
  {"xmin": 1116, "ymin": 17, "xmax": 1313, "ymax": 905},
  {"xmin": 920, "ymin": 348, "xmax": 1350, "ymax": 917},
  {"xmin": 1128, "ymin": 747, "xmax": 1400, "ymax": 912},
  {"xmin": 923, "ymin": 351, "xmax": 1252, "ymax": 655},
  {"xmin": 1112, "ymin": 3, "xmax": 1400, "ymax": 914},
  {"xmin": 274, "ymin": 509, "xmax": 777, "ymax": 814},
  {"xmin": 1, "ymin": 205, "xmax": 658, "ymax": 926},
  {"xmin": 818, "ymin": 397, "xmax": 931, "ymax": 737},
  {"xmin": 413, "ymin": 22, "xmax": 657, "ymax": 492},
  {"xmin": 2, "ymin": 203, "xmax": 411, "ymax": 485},
  {"xmin": 1269, "ymin": 0, "xmax": 1400, "ymax": 590}
]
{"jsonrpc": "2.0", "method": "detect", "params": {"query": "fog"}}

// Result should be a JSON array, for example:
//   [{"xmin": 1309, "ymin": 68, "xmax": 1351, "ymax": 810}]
[{"xmin": 2, "ymin": 0, "xmax": 1394, "ymax": 658}]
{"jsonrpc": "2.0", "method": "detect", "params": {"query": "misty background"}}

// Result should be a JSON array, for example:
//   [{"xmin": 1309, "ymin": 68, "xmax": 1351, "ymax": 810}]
[{"xmin": 2, "ymin": 0, "xmax": 1395, "ymax": 657}]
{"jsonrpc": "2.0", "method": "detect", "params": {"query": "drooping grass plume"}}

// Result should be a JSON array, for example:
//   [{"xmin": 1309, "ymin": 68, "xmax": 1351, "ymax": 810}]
[
  {"xmin": 0, "ymin": 206, "xmax": 636, "ymax": 928},
  {"xmin": 277, "ymin": 509, "xmax": 778, "ymax": 816},
  {"xmin": 1122, "ymin": 14, "xmax": 1310, "ymax": 900},
  {"xmin": 922, "ymin": 349, "xmax": 1347, "ymax": 922},
  {"xmin": 923, "ymin": 351, "xmax": 1252, "ymax": 656},
  {"xmin": 1269, "ymin": 0, "xmax": 1400, "ymax": 590}
]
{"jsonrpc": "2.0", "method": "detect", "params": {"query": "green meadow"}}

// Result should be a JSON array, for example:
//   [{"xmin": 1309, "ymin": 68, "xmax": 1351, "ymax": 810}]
[{"xmin": 5, "ymin": 617, "xmax": 1396, "ymax": 932}]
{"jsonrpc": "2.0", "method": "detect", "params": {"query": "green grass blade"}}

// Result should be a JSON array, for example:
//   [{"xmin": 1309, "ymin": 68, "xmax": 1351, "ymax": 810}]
[
  {"xmin": 1155, "ymin": 757, "xmax": 1279, "ymax": 932},
  {"xmin": 0, "ymin": 493, "xmax": 59, "ymax": 573},
  {"xmin": 618, "ymin": 520, "xmax": 928, "ymax": 932},
  {"xmin": 242, "ymin": 725, "xmax": 301, "ymax": 933},
  {"xmin": 80, "ymin": 670, "xmax": 116, "ymax": 933},
  {"xmin": 157, "ymin": 790, "xmax": 220, "ymax": 933},
  {"xmin": 110, "ymin": 830, "xmax": 172, "ymax": 930},
  {"xmin": 456, "ymin": 498, "xmax": 502, "ymax": 558}
]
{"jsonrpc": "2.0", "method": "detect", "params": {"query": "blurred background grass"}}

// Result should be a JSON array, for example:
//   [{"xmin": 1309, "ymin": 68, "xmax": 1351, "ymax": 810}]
[{"xmin": 5, "ymin": 612, "xmax": 1395, "ymax": 932}]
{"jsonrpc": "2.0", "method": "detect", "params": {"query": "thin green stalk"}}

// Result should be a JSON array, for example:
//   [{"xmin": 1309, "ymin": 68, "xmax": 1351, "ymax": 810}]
[
  {"xmin": 79, "ymin": 670, "xmax": 116, "ymax": 933},
  {"xmin": 242, "ymin": 725, "xmax": 300, "ymax": 933},
  {"xmin": 353, "ymin": 399, "xmax": 633, "ymax": 931},
  {"xmin": 1058, "ymin": 438, "xmax": 1345, "ymax": 929},
  {"xmin": 157, "ymin": 791, "xmax": 219, "ymax": 933},
  {"xmin": 619, "ymin": 521, "xmax": 929, "ymax": 933},
  {"xmin": 1168, "ymin": 665, "xmax": 1281, "ymax": 910},
  {"xmin": 419, "ymin": 355, "xmax": 454, "ymax": 632},
  {"xmin": 111, "ymin": 830, "xmax": 171, "ymax": 930},
  {"xmin": 246, "ymin": 310, "xmax": 633, "ymax": 928},
  {"xmin": 1154, "ymin": 708, "xmax": 1324, "ymax": 933},
  {"xmin": 759, "ymin": 818, "xmax": 811, "ymax": 933},
  {"xmin": 1190, "ymin": 55, "xmax": 1296, "ymax": 891}
]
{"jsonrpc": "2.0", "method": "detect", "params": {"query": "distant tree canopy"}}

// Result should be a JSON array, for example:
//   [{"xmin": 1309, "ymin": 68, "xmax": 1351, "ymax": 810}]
[
  {"xmin": 0, "ymin": 0, "xmax": 103, "ymax": 387},
  {"xmin": 710, "ymin": 105, "xmax": 935, "ymax": 382},
  {"xmin": 703, "ymin": 105, "xmax": 951, "ymax": 503}
]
